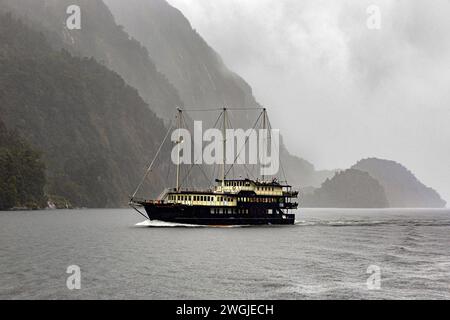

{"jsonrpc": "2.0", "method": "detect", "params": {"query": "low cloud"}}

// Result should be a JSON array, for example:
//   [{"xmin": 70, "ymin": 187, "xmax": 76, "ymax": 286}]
[{"xmin": 168, "ymin": 0, "xmax": 450, "ymax": 202}]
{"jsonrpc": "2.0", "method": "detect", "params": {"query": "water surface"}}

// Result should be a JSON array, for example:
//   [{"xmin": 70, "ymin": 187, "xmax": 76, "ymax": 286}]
[{"xmin": 1, "ymin": 208, "xmax": 449, "ymax": 299}]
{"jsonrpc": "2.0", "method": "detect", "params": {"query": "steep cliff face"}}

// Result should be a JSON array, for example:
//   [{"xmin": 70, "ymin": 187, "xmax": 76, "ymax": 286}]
[
  {"xmin": 0, "ymin": 0, "xmax": 182, "ymax": 119},
  {"xmin": 104, "ymin": 0, "xmax": 332, "ymax": 188},
  {"xmin": 302, "ymin": 169, "xmax": 389, "ymax": 208},
  {"xmin": 0, "ymin": 13, "xmax": 170, "ymax": 207},
  {"xmin": 353, "ymin": 158, "xmax": 446, "ymax": 208},
  {"xmin": 105, "ymin": 0, "xmax": 256, "ymax": 111}
]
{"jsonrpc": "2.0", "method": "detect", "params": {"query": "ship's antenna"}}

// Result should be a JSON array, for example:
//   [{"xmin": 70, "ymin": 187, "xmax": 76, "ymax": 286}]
[
  {"xmin": 221, "ymin": 107, "xmax": 227, "ymax": 189},
  {"xmin": 176, "ymin": 108, "xmax": 182, "ymax": 192}
]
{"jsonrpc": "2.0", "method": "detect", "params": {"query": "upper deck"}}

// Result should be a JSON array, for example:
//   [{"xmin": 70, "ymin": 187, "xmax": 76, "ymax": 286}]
[
  {"xmin": 136, "ymin": 179, "xmax": 299, "ymax": 207},
  {"xmin": 214, "ymin": 179, "xmax": 297, "ymax": 197}
]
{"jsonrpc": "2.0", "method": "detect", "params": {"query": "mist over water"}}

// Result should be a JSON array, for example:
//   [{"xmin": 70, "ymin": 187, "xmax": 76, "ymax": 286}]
[{"xmin": 1, "ymin": 209, "xmax": 449, "ymax": 299}]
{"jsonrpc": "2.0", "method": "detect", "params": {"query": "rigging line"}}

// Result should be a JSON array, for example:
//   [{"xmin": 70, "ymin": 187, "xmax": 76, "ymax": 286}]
[
  {"xmin": 131, "ymin": 122, "xmax": 174, "ymax": 200},
  {"xmin": 248, "ymin": 117, "xmax": 262, "ymax": 180},
  {"xmin": 130, "ymin": 204, "xmax": 150, "ymax": 220},
  {"xmin": 226, "ymin": 112, "xmax": 239, "ymax": 180},
  {"xmin": 267, "ymin": 116, "xmax": 288, "ymax": 184},
  {"xmin": 179, "ymin": 111, "xmax": 224, "ymax": 189},
  {"xmin": 225, "ymin": 111, "xmax": 263, "ymax": 179}
]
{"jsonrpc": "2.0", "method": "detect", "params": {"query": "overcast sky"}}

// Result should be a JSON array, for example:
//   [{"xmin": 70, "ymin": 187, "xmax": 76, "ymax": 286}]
[{"xmin": 167, "ymin": 0, "xmax": 450, "ymax": 203}]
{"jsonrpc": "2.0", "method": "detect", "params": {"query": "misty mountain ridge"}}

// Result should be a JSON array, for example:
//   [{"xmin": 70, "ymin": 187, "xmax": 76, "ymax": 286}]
[
  {"xmin": 0, "ymin": 0, "xmax": 333, "ymax": 190},
  {"xmin": 302, "ymin": 169, "xmax": 389, "ymax": 208},
  {"xmin": 0, "ymin": 0, "xmax": 182, "ymax": 120},
  {"xmin": 104, "ymin": 0, "xmax": 334, "ymax": 188},
  {"xmin": 0, "ymin": 12, "xmax": 172, "ymax": 207},
  {"xmin": 303, "ymin": 158, "xmax": 446, "ymax": 208},
  {"xmin": 352, "ymin": 158, "xmax": 446, "ymax": 208},
  {"xmin": 0, "ymin": 1, "xmax": 446, "ymax": 209}
]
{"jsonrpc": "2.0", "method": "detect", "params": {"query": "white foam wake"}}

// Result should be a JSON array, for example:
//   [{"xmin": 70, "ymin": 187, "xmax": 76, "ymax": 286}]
[
  {"xmin": 135, "ymin": 220, "xmax": 205, "ymax": 228},
  {"xmin": 135, "ymin": 220, "xmax": 255, "ymax": 228}
]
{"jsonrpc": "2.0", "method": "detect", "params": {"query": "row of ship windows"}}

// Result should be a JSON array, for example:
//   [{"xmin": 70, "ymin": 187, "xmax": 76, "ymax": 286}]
[
  {"xmin": 169, "ymin": 195, "xmax": 233, "ymax": 202},
  {"xmin": 224, "ymin": 181, "xmax": 277, "ymax": 192},
  {"xmin": 168, "ymin": 195, "xmax": 281, "ymax": 203},
  {"xmin": 210, "ymin": 208, "xmax": 249, "ymax": 214},
  {"xmin": 238, "ymin": 197, "xmax": 280, "ymax": 203},
  {"xmin": 256, "ymin": 186, "xmax": 277, "ymax": 192},
  {"xmin": 225, "ymin": 181, "xmax": 250, "ymax": 187},
  {"xmin": 210, "ymin": 209, "xmax": 276, "ymax": 214}
]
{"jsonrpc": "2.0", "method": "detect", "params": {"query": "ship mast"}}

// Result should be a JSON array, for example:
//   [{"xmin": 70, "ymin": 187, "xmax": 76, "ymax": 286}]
[
  {"xmin": 176, "ymin": 108, "xmax": 182, "ymax": 192},
  {"xmin": 222, "ymin": 107, "xmax": 227, "ymax": 189},
  {"xmin": 262, "ymin": 108, "xmax": 267, "ymax": 182}
]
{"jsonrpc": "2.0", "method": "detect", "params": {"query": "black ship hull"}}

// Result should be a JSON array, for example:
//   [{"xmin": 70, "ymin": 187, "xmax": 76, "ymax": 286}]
[{"xmin": 141, "ymin": 203, "xmax": 296, "ymax": 226}]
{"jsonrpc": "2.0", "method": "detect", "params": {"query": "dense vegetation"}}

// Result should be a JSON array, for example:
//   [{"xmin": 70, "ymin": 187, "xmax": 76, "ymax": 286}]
[
  {"xmin": 0, "ymin": 121, "xmax": 47, "ymax": 210},
  {"xmin": 0, "ymin": 13, "xmax": 171, "ymax": 208},
  {"xmin": 0, "ymin": 0, "xmax": 182, "ymax": 120},
  {"xmin": 302, "ymin": 169, "xmax": 389, "ymax": 208}
]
